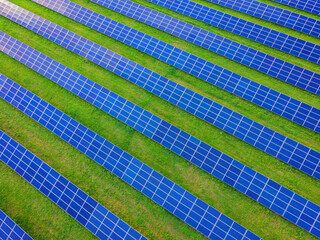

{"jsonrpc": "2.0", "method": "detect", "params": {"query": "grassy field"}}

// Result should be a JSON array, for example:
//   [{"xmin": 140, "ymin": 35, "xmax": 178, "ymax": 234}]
[{"xmin": 0, "ymin": 0, "xmax": 319, "ymax": 239}]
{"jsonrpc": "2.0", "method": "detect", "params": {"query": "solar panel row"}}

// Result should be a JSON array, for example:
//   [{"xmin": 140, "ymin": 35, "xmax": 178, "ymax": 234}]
[
  {"xmin": 89, "ymin": 0, "xmax": 320, "ymax": 95},
  {"xmin": 31, "ymin": 0, "xmax": 320, "ymax": 132},
  {"xmin": 1, "ymin": 33, "xmax": 320, "ymax": 239},
  {"xmin": 1, "ymin": 3, "xmax": 319, "ymax": 180},
  {"xmin": 203, "ymin": 0, "xmax": 320, "ymax": 38},
  {"xmin": 271, "ymin": 0, "xmax": 320, "ymax": 15},
  {"xmin": 0, "ymin": 210, "xmax": 33, "ymax": 240},
  {"xmin": 0, "ymin": 134, "xmax": 147, "ymax": 240},
  {"xmin": 0, "ymin": 75, "xmax": 263, "ymax": 240},
  {"xmin": 146, "ymin": 0, "xmax": 320, "ymax": 64}
]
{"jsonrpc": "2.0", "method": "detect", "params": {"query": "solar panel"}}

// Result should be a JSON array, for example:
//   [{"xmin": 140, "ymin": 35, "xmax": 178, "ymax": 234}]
[
  {"xmin": 1, "ymin": 4, "xmax": 319, "ymax": 181},
  {"xmin": 0, "ymin": 210, "xmax": 33, "ymax": 240},
  {"xmin": 0, "ymin": 135, "xmax": 147, "ymax": 240},
  {"xmin": 271, "ymin": 0, "xmax": 320, "ymax": 15},
  {"xmin": 30, "ymin": 0, "xmax": 320, "ymax": 132},
  {"xmin": 202, "ymin": 0, "xmax": 320, "ymax": 38},
  {"xmin": 0, "ymin": 75, "xmax": 264, "ymax": 240},
  {"xmin": 87, "ymin": 0, "xmax": 320, "ymax": 95},
  {"xmin": 1, "ymin": 35, "xmax": 320, "ymax": 239},
  {"xmin": 145, "ymin": 0, "xmax": 320, "ymax": 64}
]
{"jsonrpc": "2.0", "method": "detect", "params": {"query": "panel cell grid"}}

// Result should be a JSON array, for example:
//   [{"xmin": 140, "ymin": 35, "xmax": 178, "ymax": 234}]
[
  {"xmin": 0, "ymin": 4, "xmax": 319, "ymax": 181},
  {"xmin": 0, "ymin": 210, "xmax": 33, "ymax": 240},
  {"xmin": 88, "ymin": 0, "xmax": 320, "ymax": 95},
  {"xmin": 271, "ymin": 0, "xmax": 320, "ymax": 15},
  {"xmin": 203, "ymin": 0, "xmax": 320, "ymax": 38},
  {"xmin": 1, "ymin": 54, "xmax": 320, "ymax": 238},
  {"xmin": 145, "ymin": 0, "xmax": 320, "ymax": 64},
  {"xmin": 31, "ymin": 0, "xmax": 320, "ymax": 130},
  {"xmin": 0, "ymin": 75, "xmax": 263, "ymax": 240}
]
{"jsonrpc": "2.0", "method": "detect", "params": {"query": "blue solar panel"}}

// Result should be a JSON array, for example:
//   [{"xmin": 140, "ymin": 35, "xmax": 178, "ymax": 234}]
[
  {"xmin": 271, "ymin": 0, "xmax": 320, "ymax": 15},
  {"xmin": 0, "ymin": 210, "xmax": 33, "ymax": 240},
  {"xmin": 30, "ymin": 0, "xmax": 320, "ymax": 131},
  {"xmin": 0, "ymin": 3, "xmax": 319, "ymax": 181},
  {"xmin": 1, "ymin": 35, "xmax": 320, "ymax": 239},
  {"xmin": 145, "ymin": 0, "xmax": 320, "ymax": 64},
  {"xmin": 0, "ymin": 75, "xmax": 263, "ymax": 240},
  {"xmin": 87, "ymin": 0, "xmax": 320, "ymax": 95},
  {"xmin": 203, "ymin": 0, "xmax": 320, "ymax": 38},
  {"xmin": 0, "ymin": 134, "xmax": 147, "ymax": 240}
]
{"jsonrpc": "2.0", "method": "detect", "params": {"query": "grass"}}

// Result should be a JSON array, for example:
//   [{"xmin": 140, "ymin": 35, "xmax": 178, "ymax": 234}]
[{"xmin": 0, "ymin": 0, "xmax": 319, "ymax": 239}]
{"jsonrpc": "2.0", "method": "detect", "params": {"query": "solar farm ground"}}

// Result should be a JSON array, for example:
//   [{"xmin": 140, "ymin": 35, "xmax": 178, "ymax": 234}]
[{"xmin": 0, "ymin": 0, "xmax": 319, "ymax": 239}]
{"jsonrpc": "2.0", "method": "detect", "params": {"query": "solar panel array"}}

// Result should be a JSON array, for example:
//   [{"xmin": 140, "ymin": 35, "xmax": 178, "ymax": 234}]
[
  {"xmin": 203, "ymin": 0, "xmax": 320, "ymax": 38},
  {"xmin": 1, "ymin": 1, "xmax": 319, "ymax": 239},
  {"xmin": 31, "ymin": 0, "xmax": 320, "ymax": 131},
  {"xmin": 271, "ymin": 0, "xmax": 320, "ymax": 15},
  {"xmin": 88, "ymin": 0, "xmax": 320, "ymax": 95},
  {"xmin": 0, "ymin": 210, "xmax": 33, "ymax": 240},
  {"xmin": 1, "ymin": 33, "xmax": 320, "ymax": 239},
  {"xmin": 0, "ymin": 74, "xmax": 264, "ymax": 240},
  {"xmin": 145, "ymin": 0, "xmax": 320, "ymax": 64},
  {"xmin": 0, "ymin": 132, "xmax": 147, "ymax": 240},
  {"xmin": 1, "ymin": 3, "xmax": 319, "ymax": 180}
]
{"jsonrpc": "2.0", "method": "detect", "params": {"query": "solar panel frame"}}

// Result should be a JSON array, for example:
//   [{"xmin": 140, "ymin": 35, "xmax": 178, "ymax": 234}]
[
  {"xmin": 270, "ymin": 0, "xmax": 320, "ymax": 15},
  {"xmin": 145, "ymin": 0, "xmax": 320, "ymax": 64},
  {"xmin": 0, "ymin": 74, "xmax": 263, "ymax": 240},
  {"xmin": 0, "ymin": 210, "xmax": 33, "ymax": 240},
  {"xmin": 1, "ymin": 32, "xmax": 320, "ymax": 238},
  {"xmin": 0, "ymin": 2, "xmax": 319, "ymax": 181},
  {"xmin": 30, "ymin": 0, "xmax": 320, "ymax": 131},
  {"xmin": 202, "ymin": 0, "xmax": 320, "ymax": 38},
  {"xmin": 87, "ymin": 0, "xmax": 320, "ymax": 95}
]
